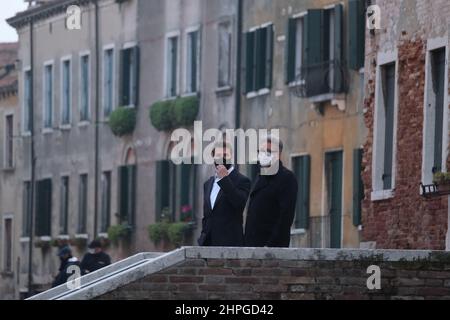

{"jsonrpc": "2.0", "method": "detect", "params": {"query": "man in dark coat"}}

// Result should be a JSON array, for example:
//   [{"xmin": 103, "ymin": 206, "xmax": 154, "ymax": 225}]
[
  {"xmin": 245, "ymin": 136, "xmax": 298, "ymax": 247},
  {"xmin": 52, "ymin": 246, "xmax": 81, "ymax": 288},
  {"xmin": 198, "ymin": 141, "xmax": 251, "ymax": 247},
  {"xmin": 80, "ymin": 240, "xmax": 111, "ymax": 274}
]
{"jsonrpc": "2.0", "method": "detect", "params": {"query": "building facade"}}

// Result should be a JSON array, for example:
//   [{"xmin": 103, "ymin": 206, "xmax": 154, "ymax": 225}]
[
  {"xmin": 362, "ymin": 0, "xmax": 450, "ymax": 250},
  {"xmin": 6, "ymin": 0, "xmax": 241, "ymax": 297},
  {"xmin": 0, "ymin": 42, "xmax": 19, "ymax": 300},
  {"xmin": 239, "ymin": 0, "xmax": 367, "ymax": 248}
]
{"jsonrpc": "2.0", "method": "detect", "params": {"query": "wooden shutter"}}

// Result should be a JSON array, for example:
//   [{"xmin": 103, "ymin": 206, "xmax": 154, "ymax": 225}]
[
  {"xmin": 128, "ymin": 165, "xmax": 137, "ymax": 226},
  {"xmin": 36, "ymin": 179, "xmax": 52, "ymax": 236},
  {"xmin": 119, "ymin": 166, "xmax": 129, "ymax": 223},
  {"xmin": 294, "ymin": 156, "xmax": 310, "ymax": 230},
  {"xmin": 132, "ymin": 46, "xmax": 140, "ymax": 107},
  {"xmin": 265, "ymin": 24, "xmax": 274, "ymax": 89},
  {"xmin": 352, "ymin": 149, "xmax": 364, "ymax": 227},
  {"xmin": 245, "ymin": 31, "xmax": 256, "ymax": 93},
  {"xmin": 333, "ymin": 4, "xmax": 344, "ymax": 92},
  {"xmin": 155, "ymin": 160, "xmax": 170, "ymax": 220},
  {"xmin": 285, "ymin": 18, "xmax": 297, "ymax": 84},
  {"xmin": 305, "ymin": 9, "xmax": 324, "ymax": 96},
  {"xmin": 255, "ymin": 27, "xmax": 265, "ymax": 90},
  {"xmin": 348, "ymin": 0, "xmax": 366, "ymax": 70}
]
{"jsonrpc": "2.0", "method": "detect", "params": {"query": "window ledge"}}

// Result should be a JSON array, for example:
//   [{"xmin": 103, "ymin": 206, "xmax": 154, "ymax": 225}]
[
  {"xmin": 20, "ymin": 237, "xmax": 30, "ymax": 243},
  {"xmin": 42, "ymin": 128, "xmax": 53, "ymax": 135},
  {"xmin": 39, "ymin": 236, "xmax": 52, "ymax": 241},
  {"xmin": 291, "ymin": 228, "xmax": 306, "ymax": 235},
  {"xmin": 2, "ymin": 166, "xmax": 15, "ymax": 172},
  {"xmin": 78, "ymin": 121, "xmax": 90, "ymax": 127},
  {"xmin": 215, "ymin": 86, "xmax": 233, "ymax": 96},
  {"xmin": 74, "ymin": 234, "xmax": 89, "ymax": 239},
  {"xmin": 22, "ymin": 131, "xmax": 31, "ymax": 137},
  {"xmin": 98, "ymin": 233, "xmax": 108, "ymax": 238},
  {"xmin": 57, "ymin": 234, "xmax": 70, "ymax": 240},
  {"xmin": 246, "ymin": 88, "xmax": 270, "ymax": 99},
  {"xmin": 59, "ymin": 124, "xmax": 72, "ymax": 131},
  {"xmin": 181, "ymin": 92, "xmax": 198, "ymax": 98},
  {"xmin": 371, "ymin": 189, "xmax": 394, "ymax": 201}
]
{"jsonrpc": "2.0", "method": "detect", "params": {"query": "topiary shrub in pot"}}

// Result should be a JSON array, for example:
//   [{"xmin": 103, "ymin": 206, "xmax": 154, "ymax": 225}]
[
  {"xmin": 108, "ymin": 107, "xmax": 137, "ymax": 137},
  {"xmin": 172, "ymin": 96, "xmax": 199, "ymax": 128},
  {"xmin": 149, "ymin": 100, "xmax": 174, "ymax": 131}
]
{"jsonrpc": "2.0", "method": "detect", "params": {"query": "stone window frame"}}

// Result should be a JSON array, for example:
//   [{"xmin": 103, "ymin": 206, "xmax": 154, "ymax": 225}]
[
  {"xmin": 42, "ymin": 59, "xmax": 54, "ymax": 134},
  {"xmin": 183, "ymin": 25, "xmax": 201, "ymax": 96},
  {"xmin": 60, "ymin": 55, "xmax": 73, "ymax": 130},
  {"xmin": 1, "ymin": 213, "xmax": 14, "ymax": 273},
  {"xmin": 22, "ymin": 66, "xmax": 32, "ymax": 136},
  {"xmin": 289, "ymin": 152, "xmax": 310, "ymax": 236},
  {"xmin": 78, "ymin": 50, "xmax": 91, "ymax": 126},
  {"xmin": 102, "ymin": 44, "xmax": 116, "ymax": 120},
  {"xmin": 421, "ymin": 37, "xmax": 449, "ymax": 188},
  {"xmin": 164, "ymin": 30, "xmax": 181, "ymax": 99},
  {"xmin": 3, "ymin": 111, "xmax": 15, "ymax": 170},
  {"xmin": 371, "ymin": 49, "xmax": 399, "ymax": 201}
]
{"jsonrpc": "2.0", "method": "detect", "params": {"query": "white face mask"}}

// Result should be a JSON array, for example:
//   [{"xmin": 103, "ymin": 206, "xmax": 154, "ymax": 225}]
[
  {"xmin": 258, "ymin": 152, "xmax": 273, "ymax": 167},
  {"xmin": 88, "ymin": 249, "xmax": 95, "ymax": 254}
]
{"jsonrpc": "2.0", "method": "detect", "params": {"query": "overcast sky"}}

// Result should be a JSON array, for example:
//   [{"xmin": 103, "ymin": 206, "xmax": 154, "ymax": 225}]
[{"xmin": 0, "ymin": 2, "xmax": 29, "ymax": 42}]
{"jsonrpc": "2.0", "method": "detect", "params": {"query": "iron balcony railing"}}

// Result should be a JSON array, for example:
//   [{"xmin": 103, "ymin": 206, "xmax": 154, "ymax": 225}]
[{"xmin": 293, "ymin": 59, "xmax": 348, "ymax": 98}]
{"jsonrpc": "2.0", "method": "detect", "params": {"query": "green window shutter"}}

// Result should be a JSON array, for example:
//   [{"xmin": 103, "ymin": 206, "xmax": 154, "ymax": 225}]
[
  {"xmin": 285, "ymin": 18, "xmax": 297, "ymax": 84},
  {"xmin": 245, "ymin": 31, "xmax": 255, "ymax": 93},
  {"xmin": 119, "ymin": 166, "xmax": 129, "ymax": 223},
  {"xmin": 265, "ymin": 24, "xmax": 274, "ymax": 89},
  {"xmin": 348, "ymin": 0, "xmax": 366, "ymax": 70},
  {"xmin": 255, "ymin": 28, "xmax": 266, "ymax": 90},
  {"xmin": 155, "ymin": 160, "xmax": 170, "ymax": 220},
  {"xmin": 128, "ymin": 165, "xmax": 137, "ymax": 226},
  {"xmin": 180, "ymin": 163, "xmax": 192, "ymax": 208},
  {"xmin": 305, "ymin": 9, "xmax": 324, "ymax": 96},
  {"xmin": 305, "ymin": 9, "xmax": 324, "ymax": 66},
  {"xmin": 36, "ymin": 179, "xmax": 52, "ymax": 236},
  {"xmin": 352, "ymin": 149, "xmax": 364, "ymax": 227},
  {"xmin": 294, "ymin": 156, "xmax": 310, "ymax": 229},
  {"xmin": 333, "ymin": 4, "xmax": 344, "ymax": 92},
  {"xmin": 132, "ymin": 46, "xmax": 140, "ymax": 107}
]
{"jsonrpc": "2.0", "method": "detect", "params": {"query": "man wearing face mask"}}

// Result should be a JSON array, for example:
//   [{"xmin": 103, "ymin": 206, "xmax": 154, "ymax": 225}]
[
  {"xmin": 244, "ymin": 136, "xmax": 298, "ymax": 247},
  {"xmin": 197, "ymin": 141, "xmax": 251, "ymax": 247},
  {"xmin": 80, "ymin": 240, "xmax": 111, "ymax": 274}
]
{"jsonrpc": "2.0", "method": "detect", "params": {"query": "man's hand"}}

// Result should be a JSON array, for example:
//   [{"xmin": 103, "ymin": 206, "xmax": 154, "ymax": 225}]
[{"xmin": 216, "ymin": 165, "xmax": 229, "ymax": 179}]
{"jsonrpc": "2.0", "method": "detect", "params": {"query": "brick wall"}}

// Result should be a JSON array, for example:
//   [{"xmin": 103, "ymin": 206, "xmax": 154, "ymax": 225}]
[
  {"xmin": 362, "ymin": 0, "xmax": 449, "ymax": 250},
  {"xmin": 96, "ymin": 249, "xmax": 450, "ymax": 300}
]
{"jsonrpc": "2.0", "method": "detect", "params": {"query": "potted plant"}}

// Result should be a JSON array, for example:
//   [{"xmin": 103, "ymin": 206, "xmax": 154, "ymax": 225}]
[
  {"xmin": 149, "ymin": 95, "xmax": 199, "ymax": 132},
  {"xmin": 107, "ymin": 223, "xmax": 133, "ymax": 246},
  {"xmin": 70, "ymin": 235, "xmax": 89, "ymax": 249},
  {"xmin": 108, "ymin": 107, "xmax": 137, "ymax": 137},
  {"xmin": 167, "ymin": 222, "xmax": 191, "ymax": 248},
  {"xmin": 51, "ymin": 236, "xmax": 70, "ymax": 248},
  {"xmin": 433, "ymin": 172, "xmax": 450, "ymax": 192}
]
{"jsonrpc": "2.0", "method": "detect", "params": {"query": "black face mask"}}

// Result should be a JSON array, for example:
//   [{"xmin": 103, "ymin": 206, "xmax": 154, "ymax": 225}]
[{"xmin": 214, "ymin": 158, "xmax": 232, "ymax": 170}]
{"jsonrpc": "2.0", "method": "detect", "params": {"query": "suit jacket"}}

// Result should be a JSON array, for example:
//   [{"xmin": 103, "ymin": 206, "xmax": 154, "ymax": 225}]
[
  {"xmin": 198, "ymin": 169, "xmax": 251, "ymax": 247},
  {"xmin": 244, "ymin": 162, "xmax": 298, "ymax": 247}
]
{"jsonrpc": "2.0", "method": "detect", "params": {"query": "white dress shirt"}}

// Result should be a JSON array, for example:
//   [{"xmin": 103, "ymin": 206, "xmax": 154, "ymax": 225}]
[{"xmin": 210, "ymin": 166, "xmax": 234, "ymax": 209}]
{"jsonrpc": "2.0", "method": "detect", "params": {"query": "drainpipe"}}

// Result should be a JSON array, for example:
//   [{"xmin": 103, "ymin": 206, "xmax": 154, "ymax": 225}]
[
  {"xmin": 27, "ymin": 20, "xmax": 36, "ymax": 298},
  {"xmin": 234, "ymin": 0, "xmax": 243, "ymax": 164},
  {"xmin": 235, "ymin": 0, "xmax": 243, "ymax": 129},
  {"xmin": 93, "ymin": 0, "xmax": 100, "ymax": 238}
]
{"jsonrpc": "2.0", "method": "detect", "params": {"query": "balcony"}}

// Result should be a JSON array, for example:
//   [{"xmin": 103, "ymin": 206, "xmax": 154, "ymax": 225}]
[{"xmin": 292, "ymin": 60, "xmax": 347, "ymax": 100}]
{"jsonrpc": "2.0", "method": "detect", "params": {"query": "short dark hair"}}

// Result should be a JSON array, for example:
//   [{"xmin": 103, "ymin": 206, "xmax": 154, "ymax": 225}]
[{"xmin": 264, "ymin": 135, "xmax": 283, "ymax": 153}]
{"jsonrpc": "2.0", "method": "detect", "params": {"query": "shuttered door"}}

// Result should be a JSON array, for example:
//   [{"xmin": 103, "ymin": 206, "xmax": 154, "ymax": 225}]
[
  {"xmin": 352, "ymin": 149, "xmax": 364, "ymax": 227},
  {"xmin": 36, "ymin": 179, "xmax": 52, "ymax": 237},
  {"xmin": 294, "ymin": 156, "xmax": 311, "ymax": 230},
  {"xmin": 155, "ymin": 160, "xmax": 170, "ymax": 220},
  {"xmin": 326, "ymin": 152, "xmax": 342, "ymax": 249},
  {"xmin": 348, "ymin": 0, "xmax": 366, "ymax": 70}
]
